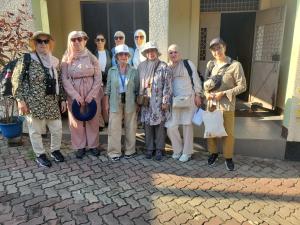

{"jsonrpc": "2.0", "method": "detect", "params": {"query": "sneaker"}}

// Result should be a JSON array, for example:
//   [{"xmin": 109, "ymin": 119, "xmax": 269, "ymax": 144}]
[
  {"xmin": 179, "ymin": 154, "xmax": 191, "ymax": 162},
  {"xmin": 124, "ymin": 152, "xmax": 136, "ymax": 159},
  {"xmin": 51, "ymin": 150, "xmax": 65, "ymax": 162},
  {"xmin": 110, "ymin": 156, "xmax": 120, "ymax": 162},
  {"xmin": 208, "ymin": 153, "xmax": 218, "ymax": 167},
  {"xmin": 90, "ymin": 148, "xmax": 100, "ymax": 157},
  {"xmin": 36, "ymin": 154, "xmax": 52, "ymax": 167},
  {"xmin": 172, "ymin": 153, "xmax": 181, "ymax": 160},
  {"xmin": 225, "ymin": 159, "xmax": 235, "ymax": 171},
  {"xmin": 75, "ymin": 148, "xmax": 86, "ymax": 159}
]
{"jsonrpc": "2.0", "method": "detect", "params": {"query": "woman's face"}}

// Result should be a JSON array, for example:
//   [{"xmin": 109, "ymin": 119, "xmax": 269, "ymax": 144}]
[
  {"xmin": 145, "ymin": 49, "xmax": 158, "ymax": 61},
  {"xmin": 70, "ymin": 36, "xmax": 87, "ymax": 51},
  {"xmin": 35, "ymin": 35, "xmax": 51, "ymax": 54},
  {"xmin": 114, "ymin": 36, "xmax": 125, "ymax": 46},
  {"xmin": 210, "ymin": 44, "xmax": 226, "ymax": 61},
  {"xmin": 135, "ymin": 32, "xmax": 145, "ymax": 47},
  {"xmin": 168, "ymin": 49, "xmax": 180, "ymax": 63},
  {"xmin": 95, "ymin": 35, "xmax": 106, "ymax": 50},
  {"xmin": 117, "ymin": 52, "xmax": 129, "ymax": 65}
]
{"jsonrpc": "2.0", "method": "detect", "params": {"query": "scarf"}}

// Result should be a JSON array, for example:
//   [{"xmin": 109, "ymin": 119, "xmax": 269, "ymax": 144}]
[{"xmin": 139, "ymin": 59, "xmax": 160, "ymax": 90}]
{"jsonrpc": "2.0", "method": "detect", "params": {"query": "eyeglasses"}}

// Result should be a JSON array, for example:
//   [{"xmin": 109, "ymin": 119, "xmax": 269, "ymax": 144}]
[
  {"xmin": 168, "ymin": 51, "xmax": 178, "ymax": 55},
  {"xmin": 96, "ymin": 38, "xmax": 105, "ymax": 42},
  {"xmin": 135, "ymin": 35, "xmax": 144, "ymax": 40},
  {"xmin": 36, "ymin": 39, "xmax": 50, "ymax": 44},
  {"xmin": 210, "ymin": 44, "xmax": 223, "ymax": 52},
  {"xmin": 71, "ymin": 37, "xmax": 86, "ymax": 42},
  {"xmin": 114, "ymin": 36, "xmax": 124, "ymax": 41}
]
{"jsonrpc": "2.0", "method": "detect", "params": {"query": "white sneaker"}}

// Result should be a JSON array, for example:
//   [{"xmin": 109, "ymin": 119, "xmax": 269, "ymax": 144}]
[
  {"xmin": 179, "ymin": 154, "xmax": 191, "ymax": 162},
  {"xmin": 172, "ymin": 153, "xmax": 181, "ymax": 160}
]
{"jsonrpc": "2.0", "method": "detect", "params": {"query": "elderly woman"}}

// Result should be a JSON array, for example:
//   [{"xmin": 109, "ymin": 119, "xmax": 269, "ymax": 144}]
[
  {"xmin": 12, "ymin": 31, "xmax": 66, "ymax": 167},
  {"xmin": 166, "ymin": 44, "xmax": 202, "ymax": 162},
  {"xmin": 111, "ymin": 31, "xmax": 134, "ymax": 67},
  {"xmin": 205, "ymin": 37, "xmax": 246, "ymax": 171},
  {"xmin": 94, "ymin": 33, "xmax": 111, "ymax": 130},
  {"xmin": 105, "ymin": 44, "xmax": 139, "ymax": 161},
  {"xmin": 61, "ymin": 31, "xmax": 103, "ymax": 159},
  {"xmin": 138, "ymin": 42, "xmax": 172, "ymax": 160},
  {"xmin": 132, "ymin": 29, "xmax": 147, "ymax": 69}
]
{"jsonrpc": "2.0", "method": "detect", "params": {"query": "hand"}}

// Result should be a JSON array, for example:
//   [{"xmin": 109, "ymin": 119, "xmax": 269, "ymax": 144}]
[
  {"xmin": 136, "ymin": 105, "xmax": 141, "ymax": 113},
  {"xmin": 75, "ymin": 96, "xmax": 84, "ymax": 106},
  {"xmin": 17, "ymin": 101, "xmax": 29, "ymax": 114},
  {"xmin": 85, "ymin": 96, "xmax": 94, "ymax": 104},
  {"xmin": 206, "ymin": 93, "xmax": 215, "ymax": 100},
  {"xmin": 214, "ymin": 92, "xmax": 225, "ymax": 101},
  {"xmin": 61, "ymin": 101, "xmax": 67, "ymax": 113},
  {"xmin": 194, "ymin": 95, "xmax": 202, "ymax": 108},
  {"xmin": 161, "ymin": 103, "xmax": 169, "ymax": 111}
]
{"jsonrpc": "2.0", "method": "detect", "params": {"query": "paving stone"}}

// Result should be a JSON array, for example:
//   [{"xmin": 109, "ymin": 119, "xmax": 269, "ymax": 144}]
[
  {"xmin": 42, "ymin": 207, "xmax": 57, "ymax": 221},
  {"xmin": 103, "ymin": 213, "xmax": 120, "ymax": 225}
]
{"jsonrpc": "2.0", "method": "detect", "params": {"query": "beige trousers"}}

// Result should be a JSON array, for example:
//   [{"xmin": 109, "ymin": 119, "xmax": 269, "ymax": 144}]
[
  {"xmin": 167, "ymin": 124, "xmax": 194, "ymax": 155},
  {"xmin": 207, "ymin": 111, "xmax": 235, "ymax": 159},
  {"xmin": 26, "ymin": 115, "xmax": 62, "ymax": 156},
  {"xmin": 107, "ymin": 103, "xmax": 137, "ymax": 158}
]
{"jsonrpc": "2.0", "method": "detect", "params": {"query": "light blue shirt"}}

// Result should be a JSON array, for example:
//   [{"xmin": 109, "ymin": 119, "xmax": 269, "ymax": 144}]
[{"xmin": 119, "ymin": 74, "xmax": 128, "ymax": 93}]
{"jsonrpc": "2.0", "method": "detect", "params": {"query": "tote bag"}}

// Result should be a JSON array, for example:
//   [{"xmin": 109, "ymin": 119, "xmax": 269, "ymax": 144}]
[
  {"xmin": 202, "ymin": 109, "xmax": 227, "ymax": 138},
  {"xmin": 192, "ymin": 108, "xmax": 204, "ymax": 126}
]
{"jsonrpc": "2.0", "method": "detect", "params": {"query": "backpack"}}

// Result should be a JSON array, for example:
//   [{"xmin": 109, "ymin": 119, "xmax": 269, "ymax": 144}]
[
  {"xmin": 0, "ymin": 53, "xmax": 31, "ymax": 96},
  {"xmin": 183, "ymin": 59, "xmax": 204, "ymax": 89}
]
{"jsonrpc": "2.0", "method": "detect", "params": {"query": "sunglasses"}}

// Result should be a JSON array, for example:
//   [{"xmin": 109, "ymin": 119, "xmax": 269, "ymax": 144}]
[
  {"xmin": 71, "ymin": 37, "xmax": 86, "ymax": 42},
  {"xmin": 114, "ymin": 36, "xmax": 124, "ymax": 40},
  {"xmin": 135, "ymin": 35, "xmax": 144, "ymax": 40},
  {"xmin": 96, "ymin": 38, "xmax": 105, "ymax": 42},
  {"xmin": 118, "ymin": 52, "xmax": 129, "ymax": 56},
  {"xmin": 36, "ymin": 39, "xmax": 50, "ymax": 44}
]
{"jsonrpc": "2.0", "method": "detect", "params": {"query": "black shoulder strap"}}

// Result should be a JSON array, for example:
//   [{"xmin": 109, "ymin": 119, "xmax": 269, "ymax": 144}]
[
  {"xmin": 22, "ymin": 53, "xmax": 31, "ymax": 88},
  {"xmin": 183, "ymin": 59, "xmax": 194, "ymax": 90},
  {"xmin": 204, "ymin": 61, "xmax": 215, "ymax": 81}
]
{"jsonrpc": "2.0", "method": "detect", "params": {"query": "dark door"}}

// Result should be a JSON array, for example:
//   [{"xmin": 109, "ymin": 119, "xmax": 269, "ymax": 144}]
[
  {"xmin": 81, "ymin": 0, "xmax": 149, "ymax": 53},
  {"xmin": 220, "ymin": 12, "xmax": 256, "ymax": 101}
]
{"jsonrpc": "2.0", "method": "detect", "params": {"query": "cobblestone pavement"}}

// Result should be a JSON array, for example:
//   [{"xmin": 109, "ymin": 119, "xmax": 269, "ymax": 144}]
[{"xmin": 0, "ymin": 135, "xmax": 300, "ymax": 225}]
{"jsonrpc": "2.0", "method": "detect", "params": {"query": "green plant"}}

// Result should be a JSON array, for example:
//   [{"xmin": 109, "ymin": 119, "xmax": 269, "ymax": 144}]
[{"xmin": 0, "ymin": 2, "xmax": 33, "ymax": 123}]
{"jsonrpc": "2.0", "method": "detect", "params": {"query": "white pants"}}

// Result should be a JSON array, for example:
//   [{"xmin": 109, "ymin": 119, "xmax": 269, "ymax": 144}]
[
  {"xmin": 26, "ymin": 115, "xmax": 62, "ymax": 156},
  {"xmin": 107, "ymin": 103, "xmax": 137, "ymax": 158},
  {"xmin": 167, "ymin": 124, "xmax": 193, "ymax": 156}
]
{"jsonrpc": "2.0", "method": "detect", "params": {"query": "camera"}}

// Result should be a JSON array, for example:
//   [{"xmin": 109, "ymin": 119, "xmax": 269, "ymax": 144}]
[
  {"xmin": 45, "ymin": 78, "xmax": 56, "ymax": 95},
  {"xmin": 121, "ymin": 92, "xmax": 126, "ymax": 103}
]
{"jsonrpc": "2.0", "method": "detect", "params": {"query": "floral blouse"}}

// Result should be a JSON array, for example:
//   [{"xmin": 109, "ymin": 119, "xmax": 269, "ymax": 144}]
[
  {"xmin": 12, "ymin": 58, "xmax": 66, "ymax": 120},
  {"xmin": 139, "ymin": 61, "xmax": 172, "ymax": 125}
]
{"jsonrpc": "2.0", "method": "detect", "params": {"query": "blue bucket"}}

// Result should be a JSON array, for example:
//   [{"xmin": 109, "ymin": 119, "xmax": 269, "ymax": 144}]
[{"xmin": 0, "ymin": 116, "xmax": 24, "ymax": 138}]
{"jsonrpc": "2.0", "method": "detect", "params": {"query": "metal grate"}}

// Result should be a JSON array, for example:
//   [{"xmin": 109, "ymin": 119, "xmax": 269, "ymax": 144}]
[
  {"xmin": 199, "ymin": 28, "xmax": 207, "ymax": 61},
  {"xmin": 200, "ymin": 0, "xmax": 259, "ymax": 12},
  {"xmin": 254, "ymin": 23, "xmax": 283, "ymax": 61}
]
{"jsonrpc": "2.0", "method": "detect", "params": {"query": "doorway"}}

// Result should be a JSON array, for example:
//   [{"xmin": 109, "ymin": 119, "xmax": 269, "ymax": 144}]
[
  {"xmin": 81, "ymin": 0, "xmax": 149, "ymax": 53},
  {"xmin": 220, "ymin": 12, "xmax": 256, "ymax": 101}
]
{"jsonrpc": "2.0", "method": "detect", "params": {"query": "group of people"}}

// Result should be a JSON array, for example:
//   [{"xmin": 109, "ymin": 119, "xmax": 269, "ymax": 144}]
[{"xmin": 11, "ymin": 29, "xmax": 246, "ymax": 171}]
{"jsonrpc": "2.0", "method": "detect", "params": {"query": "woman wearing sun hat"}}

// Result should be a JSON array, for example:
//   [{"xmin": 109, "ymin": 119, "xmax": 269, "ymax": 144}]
[
  {"xmin": 138, "ymin": 41, "xmax": 172, "ymax": 160},
  {"xmin": 61, "ymin": 31, "xmax": 103, "ymax": 159},
  {"xmin": 105, "ymin": 44, "xmax": 139, "ymax": 162},
  {"xmin": 12, "ymin": 31, "xmax": 67, "ymax": 167}
]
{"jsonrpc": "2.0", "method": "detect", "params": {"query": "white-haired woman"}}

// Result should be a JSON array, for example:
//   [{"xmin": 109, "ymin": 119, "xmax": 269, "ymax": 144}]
[
  {"xmin": 111, "ymin": 31, "xmax": 134, "ymax": 67},
  {"xmin": 166, "ymin": 44, "xmax": 202, "ymax": 162},
  {"xmin": 105, "ymin": 44, "xmax": 139, "ymax": 161},
  {"xmin": 12, "ymin": 31, "xmax": 66, "ymax": 167},
  {"xmin": 61, "ymin": 31, "xmax": 103, "ymax": 159}
]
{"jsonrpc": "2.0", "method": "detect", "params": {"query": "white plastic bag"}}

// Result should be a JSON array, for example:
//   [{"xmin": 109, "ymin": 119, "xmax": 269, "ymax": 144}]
[
  {"xmin": 202, "ymin": 110, "xmax": 227, "ymax": 138},
  {"xmin": 192, "ymin": 108, "xmax": 204, "ymax": 126}
]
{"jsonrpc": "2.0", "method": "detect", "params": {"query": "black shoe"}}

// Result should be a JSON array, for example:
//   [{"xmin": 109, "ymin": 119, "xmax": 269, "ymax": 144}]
[
  {"xmin": 155, "ymin": 150, "xmax": 162, "ymax": 161},
  {"xmin": 90, "ymin": 148, "xmax": 100, "ymax": 157},
  {"xmin": 36, "ymin": 154, "xmax": 52, "ymax": 167},
  {"xmin": 208, "ymin": 153, "xmax": 218, "ymax": 167},
  {"xmin": 225, "ymin": 159, "xmax": 235, "ymax": 171},
  {"xmin": 124, "ymin": 152, "xmax": 136, "ymax": 159},
  {"xmin": 145, "ymin": 150, "xmax": 153, "ymax": 159},
  {"xmin": 75, "ymin": 148, "xmax": 86, "ymax": 159},
  {"xmin": 51, "ymin": 150, "xmax": 65, "ymax": 162}
]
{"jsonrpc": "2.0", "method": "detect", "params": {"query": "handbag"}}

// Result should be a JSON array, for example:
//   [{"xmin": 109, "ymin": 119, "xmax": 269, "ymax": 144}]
[
  {"xmin": 137, "ymin": 95, "xmax": 150, "ymax": 107},
  {"xmin": 192, "ymin": 108, "xmax": 204, "ymax": 126},
  {"xmin": 202, "ymin": 109, "xmax": 227, "ymax": 138},
  {"xmin": 172, "ymin": 95, "xmax": 190, "ymax": 108}
]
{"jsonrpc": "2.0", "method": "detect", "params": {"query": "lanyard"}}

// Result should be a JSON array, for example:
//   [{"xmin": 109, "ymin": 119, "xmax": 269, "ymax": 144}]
[{"xmin": 119, "ymin": 74, "xmax": 126, "ymax": 90}]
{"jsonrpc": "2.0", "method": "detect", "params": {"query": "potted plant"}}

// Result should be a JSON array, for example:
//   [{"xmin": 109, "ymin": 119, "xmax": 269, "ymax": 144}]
[{"xmin": 0, "ymin": 2, "xmax": 33, "ymax": 139}]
